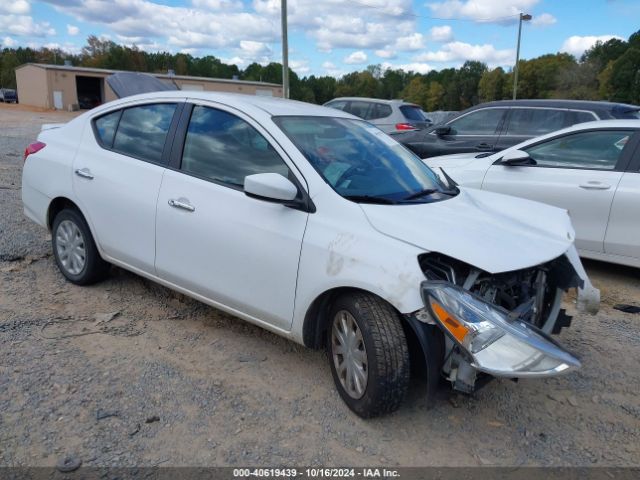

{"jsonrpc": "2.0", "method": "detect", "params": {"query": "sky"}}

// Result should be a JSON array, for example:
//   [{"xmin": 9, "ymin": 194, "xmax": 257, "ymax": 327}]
[{"xmin": 1, "ymin": 0, "xmax": 639, "ymax": 77}]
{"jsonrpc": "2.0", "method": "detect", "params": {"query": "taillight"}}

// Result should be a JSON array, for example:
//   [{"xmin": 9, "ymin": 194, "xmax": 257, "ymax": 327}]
[
  {"xmin": 395, "ymin": 123, "xmax": 416, "ymax": 131},
  {"xmin": 24, "ymin": 141, "xmax": 46, "ymax": 162}
]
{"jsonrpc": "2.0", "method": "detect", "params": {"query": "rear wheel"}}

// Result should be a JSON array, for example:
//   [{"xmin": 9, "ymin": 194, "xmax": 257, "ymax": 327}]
[
  {"xmin": 327, "ymin": 292, "xmax": 410, "ymax": 418},
  {"xmin": 52, "ymin": 208, "xmax": 109, "ymax": 285}
]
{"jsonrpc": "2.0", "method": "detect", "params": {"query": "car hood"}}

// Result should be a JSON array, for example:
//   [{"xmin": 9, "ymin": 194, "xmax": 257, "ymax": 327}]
[{"xmin": 360, "ymin": 188, "xmax": 575, "ymax": 274}]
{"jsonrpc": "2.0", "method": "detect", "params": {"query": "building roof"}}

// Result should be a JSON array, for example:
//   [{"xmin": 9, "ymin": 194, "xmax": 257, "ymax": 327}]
[{"xmin": 15, "ymin": 63, "xmax": 281, "ymax": 88}]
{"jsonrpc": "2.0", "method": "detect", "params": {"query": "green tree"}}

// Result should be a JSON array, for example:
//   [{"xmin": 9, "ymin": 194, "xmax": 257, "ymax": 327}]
[
  {"xmin": 605, "ymin": 48, "xmax": 640, "ymax": 103},
  {"xmin": 478, "ymin": 67, "xmax": 505, "ymax": 102},
  {"xmin": 0, "ymin": 49, "xmax": 20, "ymax": 88},
  {"xmin": 425, "ymin": 81, "xmax": 445, "ymax": 111},
  {"xmin": 400, "ymin": 77, "xmax": 428, "ymax": 108}
]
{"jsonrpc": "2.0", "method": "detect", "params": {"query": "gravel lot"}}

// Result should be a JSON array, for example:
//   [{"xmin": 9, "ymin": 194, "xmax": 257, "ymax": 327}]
[{"xmin": 1, "ymin": 103, "xmax": 639, "ymax": 468}]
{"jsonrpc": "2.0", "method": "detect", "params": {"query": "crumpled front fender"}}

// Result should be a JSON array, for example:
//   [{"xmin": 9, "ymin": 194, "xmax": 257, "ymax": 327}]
[{"xmin": 565, "ymin": 245, "xmax": 600, "ymax": 315}]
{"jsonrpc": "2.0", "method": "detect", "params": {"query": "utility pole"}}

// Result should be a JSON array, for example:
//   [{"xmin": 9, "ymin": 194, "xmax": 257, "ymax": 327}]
[
  {"xmin": 281, "ymin": 0, "xmax": 289, "ymax": 99},
  {"xmin": 512, "ymin": 12, "xmax": 532, "ymax": 100}
]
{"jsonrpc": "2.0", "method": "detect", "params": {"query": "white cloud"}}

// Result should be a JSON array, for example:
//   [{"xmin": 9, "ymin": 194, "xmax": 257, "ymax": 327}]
[
  {"xmin": 0, "ymin": 0, "xmax": 30, "ymax": 15},
  {"xmin": 427, "ymin": 0, "xmax": 539, "ymax": 24},
  {"xmin": 222, "ymin": 56, "xmax": 246, "ymax": 66},
  {"xmin": 394, "ymin": 33, "xmax": 425, "ymax": 51},
  {"xmin": 322, "ymin": 61, "xmax": 346, "ymax": 77},
  {"xmin": 239, "ymin": 40, "xmax": 271, "ymax": 56},
  {"xmin": 2, "ymin": 36, "xmax": 17, "ymax": 47},
  {"xmin": 67, "ymin": 24, "xmax": 79, "ymax": 35},
  {"xmin": 560, "ymin": 35, "xmax": 624, "ymax": 58},
  {"xmin": 429, "ymin": 25, "xmax": 453, "ymax": 42},
  {"xmin": 290, "ymin": 59, "xmax": 310, "ymax": 74},
  {"xmin": 0, "ymin": 14, "xmax": 55, "ymax": 37},
  {"xmin": 383, "ymin": 62, "xmax": 433, "ymax": 74},
  {"xmin": 344, "ymin": 51, "xmax": 368, "ymax": 65},
  {"xmin": 191, "ymin": 0, "xmax": 243, "ymax": 9},
  {"xmin": 531, "ymin": 13, "xmax": 556, "ymax": 27},
  {"xmin": 254, "ymin": 0, "xmax": 416, "ymax": 52},
  {"xmin": 375, "ymin": 49, "xmax": 397, "ymax": 59},
  {"xmin": 414, "ymin": 41, "xmax": 514, "ymax": 65},
  {"xmin": 42, "ymin": 0, "xmax": 277, "ymax": 51}
]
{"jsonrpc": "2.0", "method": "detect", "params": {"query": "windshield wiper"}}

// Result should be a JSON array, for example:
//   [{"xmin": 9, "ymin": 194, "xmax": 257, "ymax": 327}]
[
  {"xmin": 403, "ymin": 188, "xmax": 438, "ymax": 200},
  {"xmin": 343, "ymin": 195, "xmax": 398, "ymax": 205},
  {"xmin": 403, "ymin": 188, "xmax": 457, "ymax": 201}
]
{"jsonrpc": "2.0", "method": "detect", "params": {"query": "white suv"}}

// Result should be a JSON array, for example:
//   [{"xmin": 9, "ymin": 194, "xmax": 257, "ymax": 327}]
[
  {"xmin": 22, "ymin": 92, "xmax": 599, "ymax": 417},
  {"xmin": 324, "ymin": 97, "xmax": 431, "ymax": 133}
]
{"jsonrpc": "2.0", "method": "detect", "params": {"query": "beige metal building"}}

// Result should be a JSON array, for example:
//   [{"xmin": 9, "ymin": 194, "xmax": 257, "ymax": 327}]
[{"xmin": 15, "ymin": 63, "xmax": 283, "ymax": 110}]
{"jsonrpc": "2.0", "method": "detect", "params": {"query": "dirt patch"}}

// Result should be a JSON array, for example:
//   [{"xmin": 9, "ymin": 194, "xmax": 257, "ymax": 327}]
[{"xmin": 1, "ymin": 108, "xmax": 639, "ymax": 467}]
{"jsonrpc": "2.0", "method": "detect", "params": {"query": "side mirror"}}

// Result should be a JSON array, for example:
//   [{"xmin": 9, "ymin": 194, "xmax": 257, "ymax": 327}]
[
  {"xmin": 435, "ymin": 125, "xmax": 451, "ymax": 136},
  {"xmin": 494, "ymin": 149, "xmax": 537, "ymax": 166},
  {"xmin": 244, "ymin": 173, "xmax": 298, "ymax": 202}
]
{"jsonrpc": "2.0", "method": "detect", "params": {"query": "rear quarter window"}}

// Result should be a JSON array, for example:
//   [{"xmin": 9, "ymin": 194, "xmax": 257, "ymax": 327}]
[
  {"xmin": 505, "ymin": 108, "xmax": 566, "ymax": 136},
  {"xmin": 370, "ymin": 103, "xmax": 392, "ymax": 120},
  {"xmin": 94, "ymin": 110, "xmax": 122, "ymax": 148}
]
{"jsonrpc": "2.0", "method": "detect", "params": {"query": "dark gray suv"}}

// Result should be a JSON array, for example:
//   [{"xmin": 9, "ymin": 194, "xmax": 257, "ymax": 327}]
[{"xmin": 394, "ymin": 99, "xmax": 640, "ymax": 158}]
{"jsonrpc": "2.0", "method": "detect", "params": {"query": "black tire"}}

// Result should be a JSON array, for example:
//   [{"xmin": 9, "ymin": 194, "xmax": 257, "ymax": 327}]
[
  {"xmin": 51, "ymin": 208, "xmax": 109, "ymax": 285},
  {"xmin": 327, "ymin": 292, "xmax": 410, "ymax": 418}
]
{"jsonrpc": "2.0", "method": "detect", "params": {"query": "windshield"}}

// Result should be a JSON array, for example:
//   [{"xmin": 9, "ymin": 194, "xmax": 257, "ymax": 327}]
[
  {"xmin": 274, "ymin": 116, "xmax": 454, "ymax": 204},
  {"xmin": 400, "ymin": 105, "xmax": 427, "ymax": 122}
]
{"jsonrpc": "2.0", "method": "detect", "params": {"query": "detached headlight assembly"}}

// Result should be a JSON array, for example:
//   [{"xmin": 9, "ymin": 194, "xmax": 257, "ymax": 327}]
[{"xmin": 421, "ymin": 281, "xmax": 581, "ymax": 377}]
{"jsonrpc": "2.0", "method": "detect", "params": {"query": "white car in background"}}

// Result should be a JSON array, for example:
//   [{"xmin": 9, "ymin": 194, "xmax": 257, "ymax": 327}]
[
  {"xmin": 22, "ymin": 92, "xmax": 598, "ymax": 418},
  {"xmin": 425, "ymin": 120, "xmax": 640, "ymax": 268}
]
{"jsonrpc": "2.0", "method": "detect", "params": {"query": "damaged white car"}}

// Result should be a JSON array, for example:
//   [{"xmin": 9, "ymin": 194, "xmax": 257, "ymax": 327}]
[{"xmin": 22, "ymin": 92, "xmax": 599, "ymax": 418}]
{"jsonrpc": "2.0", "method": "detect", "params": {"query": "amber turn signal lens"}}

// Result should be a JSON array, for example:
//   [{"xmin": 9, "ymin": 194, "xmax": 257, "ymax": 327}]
[{"xmin": 430, "ymin": 301, "xmax": 469, "ymax": 342}]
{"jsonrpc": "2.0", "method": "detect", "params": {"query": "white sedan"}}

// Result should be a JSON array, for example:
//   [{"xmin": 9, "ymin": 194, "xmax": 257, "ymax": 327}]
[
  {"xmin": 425, "ymin": 120, "xmax": 640, "ymax": 268},
  {"xmin": 22, "ymin": 92, "xmax": 598, "ymax": 417}
]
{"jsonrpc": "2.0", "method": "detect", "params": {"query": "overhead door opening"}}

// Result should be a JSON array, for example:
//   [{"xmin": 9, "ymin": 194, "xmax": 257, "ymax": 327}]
[{"xmin": 76, "ymin": 76, "xmax": 103, "ymax": 109}]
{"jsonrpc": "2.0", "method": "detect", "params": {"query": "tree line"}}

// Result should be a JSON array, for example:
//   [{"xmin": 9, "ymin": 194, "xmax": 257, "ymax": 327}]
[{"xmin": 1, "ymin": 30, "xmax": 639, "ymax": 110}]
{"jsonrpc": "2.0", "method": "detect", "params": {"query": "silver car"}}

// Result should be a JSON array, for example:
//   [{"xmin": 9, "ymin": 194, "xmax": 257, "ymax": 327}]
[{"xmin": 324, "ymin": 97, "xmax": 431, "ymax": 133}]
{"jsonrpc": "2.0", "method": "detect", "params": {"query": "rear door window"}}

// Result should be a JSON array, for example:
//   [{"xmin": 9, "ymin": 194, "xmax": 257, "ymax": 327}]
[
  {"xmin": 567, "ymin": 110, "xmax": 598, "ymax": 125},
  {"xmin": 112, "ymin": 103, "xmax": 177, "ymax": 163},
  {"xmin": 505, "ymin": 108, "xmax": 566, "ymax": 136},
  {"xmin": 524, "ymin": 130, "xmax": 632, "ymax": 170},
  {"xmin": 326, "ymin": 100, "xmax": 348, "ymax": 111},
  {"xmin": 345, "ymin": 101, "xmax": 373, "ymax": 120},
  {"xmin": 448, "ymin": 108, "xmax": 507, "ymax": 135}
]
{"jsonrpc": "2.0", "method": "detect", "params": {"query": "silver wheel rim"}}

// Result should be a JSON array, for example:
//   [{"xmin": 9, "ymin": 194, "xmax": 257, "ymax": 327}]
[
  {"xmin": 332, "ymin": 310, "xmax": 368, "ymax": 399},
  {"xmin": 55, "ymin": 220, "xmax": 86, "ymax": 276}
]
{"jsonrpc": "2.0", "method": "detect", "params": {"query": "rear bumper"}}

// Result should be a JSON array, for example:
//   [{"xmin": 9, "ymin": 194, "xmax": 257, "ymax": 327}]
[{"xmin": 22, "ymin": 182, "xmax": 50, "ymax": 228}]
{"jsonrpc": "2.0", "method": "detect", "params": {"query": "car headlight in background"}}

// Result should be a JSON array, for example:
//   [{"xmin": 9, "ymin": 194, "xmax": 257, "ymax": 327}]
[{"xmin": 421, "ymin": 281, "xmax": 581, "ymax": 377}]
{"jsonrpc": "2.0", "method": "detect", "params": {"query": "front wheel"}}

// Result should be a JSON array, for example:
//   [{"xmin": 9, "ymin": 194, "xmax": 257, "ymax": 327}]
[{"xmin": 328, "ymin": 292, "xmax": 410, "ymax": 418}]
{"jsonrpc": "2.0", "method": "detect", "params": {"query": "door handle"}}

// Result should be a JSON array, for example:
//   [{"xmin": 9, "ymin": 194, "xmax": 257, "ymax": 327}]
[
  {"xmin": 579, "ymin": 182, "xmax": 611, "ymax": 190},
  {"xmin": 475, "ymin": 143, "xmax": 493, "ymax": 150},
  {"xmin": 74, "ymin": 168, "xmax": 94, "ymax": 180},
  {"xmin": 168, "ymin": 198, "xmax": 195, "ymax": 212}
]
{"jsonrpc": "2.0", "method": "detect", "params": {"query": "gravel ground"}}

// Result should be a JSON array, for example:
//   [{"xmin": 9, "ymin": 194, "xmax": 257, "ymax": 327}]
[{"xmin": 1, "ymin": 103, "xmax": 639, "ymax": 468}]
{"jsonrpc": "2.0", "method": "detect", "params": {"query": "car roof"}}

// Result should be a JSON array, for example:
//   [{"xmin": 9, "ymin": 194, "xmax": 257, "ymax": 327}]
[
  {"xmin": 502, "ymin": 119, "xmax": 640, "ymax": 152},
  {"xmin": 466, "ymin": 99, "xmax": 639, "ymax": 111},
  {"xmin": 96, "ymin": 91, "xmax": 355, "ymax": 118},
  {"xmin": 326, "ymin": 97, "xmax": 418, "ymax": 106}
]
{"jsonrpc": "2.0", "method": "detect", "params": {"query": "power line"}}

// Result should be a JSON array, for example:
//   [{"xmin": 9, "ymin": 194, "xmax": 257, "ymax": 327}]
[{"xmin": 348, "ymin": 0, "xmax": 521, "ymax": 23}]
